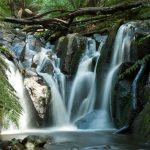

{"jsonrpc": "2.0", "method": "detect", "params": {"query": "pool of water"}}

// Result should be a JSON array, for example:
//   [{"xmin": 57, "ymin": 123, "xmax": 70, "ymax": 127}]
[{"xmin": 1, "ymin": 129, "xmax": 150, "ymax": 150}]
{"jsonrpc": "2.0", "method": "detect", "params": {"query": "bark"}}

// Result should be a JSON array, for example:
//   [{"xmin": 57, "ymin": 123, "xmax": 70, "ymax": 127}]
[
  {"xmin": 3, "ymin": 0, "xmax": 147, "ymax": 25},
  {"xmin": 2, "ymin": 0, "xmax": 149, "ymax": 35},
  {"xmin": 66, "ymin": 0, "xmax": 147, "ymax": 19},
  {"xmin": 3, "ymin": 17, "xmax": 68, "ymax": 26}
]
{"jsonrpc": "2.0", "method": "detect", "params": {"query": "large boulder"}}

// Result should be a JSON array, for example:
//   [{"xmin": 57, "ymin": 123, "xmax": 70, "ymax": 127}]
[
  {"xmin": 24, "ymin": 76, "xmax": 50, "ymax": 119},
  {"xmin": 112, "ymin": 62, "xmax": 137, "ymax": 128},
  {"xmin": 22, "ymin": 135, "xmax": 48, "ymax": 149},
  {"xmin": 75, "ymin": 110, "xmax": 104, "ymax": 129},
  {"xmin": 55, "ymin": 33, "xmax": 87, "ymax": 75},
  {"xmin": 132, "ymin": 69, "xmax": 150, "ymax": 140},
  {"xmin": 112, "ymin": 79, "xmax": 132, "ymax": 128},
  {"xmin": 130, "ymin": 20, "xmax": 150, "ymax": 60}
]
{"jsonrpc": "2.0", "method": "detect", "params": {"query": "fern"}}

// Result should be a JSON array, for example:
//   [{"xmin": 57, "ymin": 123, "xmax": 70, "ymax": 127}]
[
  {"xmin": 0, "ymin": 48, "xmax": 22, "ymax": 128},
  {"xmin": 119, "ymin": 54, "xmax": 150, "ymax": 80}
]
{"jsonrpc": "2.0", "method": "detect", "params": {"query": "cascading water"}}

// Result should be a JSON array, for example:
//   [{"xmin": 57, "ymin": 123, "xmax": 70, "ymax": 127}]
[
  {"xmin": 35, "ymin": 48, "xmax": 70, "ymax": 127},
  {"xmin": 35, "ymin": 36, "xmax": 107, "ymax": 128},
  {"xmin": 97, "ymin": 23, "xmax": 136, "ymax": 129},
  {"xmin": 68, "ymin": 38, "xmax": 100, "ymax": 122},
  {"xmin": 4, "ymin": 59, "xmax": 38, "ymax": 132},
  {"xmin": 2, "ymin": 23, "xmax": 138, "ymax": 132}
]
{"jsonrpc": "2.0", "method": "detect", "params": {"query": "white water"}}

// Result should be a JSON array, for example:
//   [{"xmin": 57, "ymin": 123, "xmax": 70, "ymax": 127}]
[
  {"xmin": 36, "ymin": 48, "xmax": 70, "ymax": 127},
  {"xmin": 132, "ymin": 64, "xmax": 146, "ymax": 110},
  {"xmin": 2, "ymin": 24, "xmax": 137, "ymax": 132},
  {"xmin": 68, "ymin": 38, "xmax": 100, "ymax": 122},
  {"xmin": 97, "ymin": 23, "xmax": 136, "ymax": 129},
  {"xmin": 4, "ymin": 59, "xmax": 36, "ymax": 131}
]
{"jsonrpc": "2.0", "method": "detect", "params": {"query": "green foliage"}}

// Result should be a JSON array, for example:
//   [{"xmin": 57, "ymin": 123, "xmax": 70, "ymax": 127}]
[
  {"xmin": 0, "ymin": 0, "xmax": 11, "ymax": 17},
  {"xmin": 138, "ymin": 4, "xmax": 150, "ymax": 19},
  {"xmin": 30, "ymin": 0, "xmax": 88, "ymax": 13},
  {"xmin": 30, "ymin": 0, "xmax": 73, "ymax": 13},
  {"xmin": 102, "ymin": 0, "xmax": 132, "ymax": 6},
  {"xmin": 0, "ymin": 46, "xmax": 14, "ymax": 58},
  {"xmin": 119, "ymin": 54, "xmax": 150, "ymax": 80},
  {"xmin": 136, "ymin": 34, "xmax": 150, "ymax": 45},
  {"xmin": 0, "ymin": 50, "xmax": 22, "ymax": 128}
]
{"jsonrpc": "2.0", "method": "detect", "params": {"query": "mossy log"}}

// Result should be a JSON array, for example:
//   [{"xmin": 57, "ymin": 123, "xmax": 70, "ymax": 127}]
[{"xmin": 2, "ymin": 0, "xmax": 149, "ymax": 32}]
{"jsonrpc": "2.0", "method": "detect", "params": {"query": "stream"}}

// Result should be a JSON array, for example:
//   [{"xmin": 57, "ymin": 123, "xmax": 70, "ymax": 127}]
[{"xmin": 0, "ymin": 22, "xmax": 150, "ymax": 150}]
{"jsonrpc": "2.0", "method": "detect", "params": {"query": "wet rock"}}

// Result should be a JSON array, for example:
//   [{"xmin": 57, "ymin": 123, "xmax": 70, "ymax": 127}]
[
  {"xmin": 11, "ymin": 138, "xmax": 25, "ymax": 150},
  {"xmin": 32, "ymin": 48, "xmax": 53, "ymax": 69},
  {"xmin": 55, "ymin": 33, "xmax": 87, "ymax": 74},
  {"xmin": 0, "ymin": 139, "xmax": 25, "ymax": 150},
  {"xmin": 40, "ymin": 59, "xmax": 54, "ymax": 74},
  {"xmin": 0, "ymin": 31, "xmax": 14, "ymax": 50},
  {"xmin": 22, "ymin": 135, "xmax": 47, "ymax": 149},
  {"xmin": 0, "ymin": 140, "xmax": 12, "ymax": 150},
  {"xmin": 113, "ymin": 125, "xmax": 130, "ymax": 134},
  {"xmin": 55, "ymin": 36, "xmax": 65, "ymax": 52},
  {"xmin": 93, "ymin": 34, "xmax": 107, "ymax": 43},
  {"xmin": 24, "ymin": 68, "xmax": 37, "ymax": 76},
  {"xmin": 132, "ymin": 70, "xmax": 150, "ymax": 140},
  {"xmin": 24, "ymin": 76, "xmax": 49, "ymax": 119},
  {"xmin": 75, "ymin": 110, "xmax": 102, "ymax": 129},
  {"xmin": 130, "ymin": 20, "xmax": 150, "ymax": 60},
  {"xmin": 12, "ymin": 37, "xmax": 26, "ymax": 61},
  {"xmin": 112, "ymin": 77, "xmax": 132, "ymax": 128},
  {"xmin": 26, "ymin": 35, "xmax": 43, "ymax": 52}
]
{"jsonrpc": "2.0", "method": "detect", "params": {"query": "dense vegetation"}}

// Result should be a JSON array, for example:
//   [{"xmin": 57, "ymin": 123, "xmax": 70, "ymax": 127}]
[{"xmin": 0, "ymin": 0, "xmax": 149, "ymax": 129}]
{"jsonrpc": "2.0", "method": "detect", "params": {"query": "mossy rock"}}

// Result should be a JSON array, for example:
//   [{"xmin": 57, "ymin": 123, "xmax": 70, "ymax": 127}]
[
  {"xmin": 55, "ymin": 33, "xmax": 87, "ymax": 75},
  {"xmin": 0, "ymin": 46, "xmax": 14, "ymax": 60},
  {"xmin": 112, "ymin": 79, "xmax": 132, "ymax": 128},
  {"xmin": 134, "ymin": 34, "xmax": 150, "ymax": 60},
  {"xmin": 132, "ymin": 72, "xmax": 150, "ymax": 140}
]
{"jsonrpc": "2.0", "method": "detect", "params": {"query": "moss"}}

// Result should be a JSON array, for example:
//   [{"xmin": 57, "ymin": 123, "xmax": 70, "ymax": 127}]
[
  {"xmin": 132, "ymin": 79, "xmax": 150, "ymax": 140},
  {"xmin": 135, "ymin": 34, "xmax": 150, "ymax": 45},
  {"xmin": 119, "ymin": 54, "xmax": 150, "ymax": 80},
  {"xmin": 0, "ymin": 55, "xmax": 22, "ymax": 128},
  {"xmin": 133, "ymin": 100, "xmax": 150, "ymax": 139},
  {"xmin": 136, "ymin": 7, "xmax": 150, "ymax": 19},
  {"xmin": 0, "ymin": 45, "xmax": 14, "ymax": 59},
  {"xmin": 103, "ymin": 0, "xmax": 131, "ymax": 7}
]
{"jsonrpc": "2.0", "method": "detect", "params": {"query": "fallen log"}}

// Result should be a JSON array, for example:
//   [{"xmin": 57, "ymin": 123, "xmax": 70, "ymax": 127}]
[
  {"xmin": 2, "ymin": 0, "xmax": 148, "ymax": 26},
  {"xmin": 67, "ymin": 0, "xmax": 146, "ymax": 19},
  {"xmin": 2, "ymin": 17, "xmax": 68, "ymax": 26}
]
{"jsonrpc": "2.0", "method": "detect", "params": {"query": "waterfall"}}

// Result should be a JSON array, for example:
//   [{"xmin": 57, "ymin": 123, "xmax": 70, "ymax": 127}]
[
  {"xmin": 36, "ymin": 48, "xmax": 70, "ymax": 127},
  {"xmin": 1, "ymin": 23, "xmax": 138, "ymax": 132},
  {"xmin": 132, "ymin": 64, "xmax": 146, "ymax": 110},
  {"xmin": 4, "ymin": 59, "xmax": 38, "ymax": 131},
  {"xmin": 97, "ymin": 23, "xmax": 136, "ymax": 129},
  {"xmin": 68, "ymin": 37, "xmax": 105, "ymax": 123}
]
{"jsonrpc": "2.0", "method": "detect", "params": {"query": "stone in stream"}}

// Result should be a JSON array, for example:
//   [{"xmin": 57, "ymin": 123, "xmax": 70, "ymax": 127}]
[
  {"xmin": 0, "ymin": 139, "xmax": 25, "ymax": 150},
  {"xmin": 22, "ymin": 135, "xmax": 48, "ymax": 149}
]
